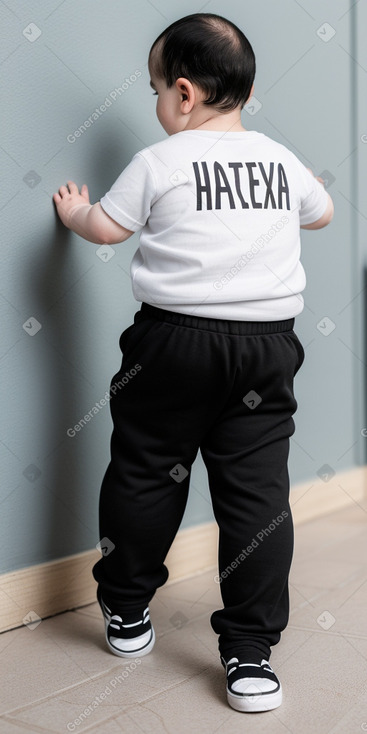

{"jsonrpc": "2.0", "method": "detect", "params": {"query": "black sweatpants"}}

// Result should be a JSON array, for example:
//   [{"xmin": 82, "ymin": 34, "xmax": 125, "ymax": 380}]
[{"xmin": 92, "ymin": 302, "xmax": 305, "ymax": 663}]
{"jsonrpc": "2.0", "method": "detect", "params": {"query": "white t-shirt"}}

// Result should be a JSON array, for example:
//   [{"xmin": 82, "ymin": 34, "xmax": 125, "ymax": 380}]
[{"xmin": 100, "ymin": 130, "xmax": 329, "ymax": 320}]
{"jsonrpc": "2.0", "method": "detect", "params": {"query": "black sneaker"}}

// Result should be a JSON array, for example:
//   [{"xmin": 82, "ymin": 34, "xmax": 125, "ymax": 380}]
[
  {"xmin": 97, "ymin": 587, "xmax": 155, "ymax": 658},
  {"xmin": 220, "ymin": 655, "xmax": 282, "ymax": 712}
]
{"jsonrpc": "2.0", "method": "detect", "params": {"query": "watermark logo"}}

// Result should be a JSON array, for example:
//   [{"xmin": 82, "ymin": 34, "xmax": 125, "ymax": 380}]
[
  {"xmin": 170, "ymin": 611, "xmax": 188, "ymax": 629},
  {"xmin": 317, "ymin": 610, "xmax": 336, "ymax": 630},
  {"xmin": 169, "ymin": 170, "xmax": 189, "ymax": 188},
  {"xmin": 23, "ymin": 23, "xmax": 42, "ymax": 42},
  {"xmin": 316, "ymin": 23, "xmax": 336, "ymax": 42},
  {"xmin": 244, "ymin": 96, "xmax": 262, "ymax": 116},
  {"xmin": 317, "ymin": 317, "xmax": 336, "ymax": 336},
  {"xmin": 243, "ymin": 390, "xmax": 262, "ymax": 410},
  {"xmin": 23, "ymin": 611, "xmax": 42, "ymax": 630},
  {"xmin": 23, "ymin": 464, "xmax": 42, "ymax": 482},
  {"xmin": 317, "ymin": 170, "xmax": 335, "ymax": 190},
  {"xmin": 96, "ymin": 537, "xmax": 115, "ymax": 556},
  {"xmin": 316, "ymin": 464, "xmax": 335, "ymax": 482},
  {"xmin": 169, "ymin": 464, "xmax": 189, "ymax": 483},
  {"xmin": 23, "ymin": 170, "xmax": 41, "ymax": 188},
  {"xmin": 23, "ymin": 317, "xmax": 42, "ymax": 336},
  {"xmin": 96, "ymin": 245, "xmax": 115, "ymax": 262}
]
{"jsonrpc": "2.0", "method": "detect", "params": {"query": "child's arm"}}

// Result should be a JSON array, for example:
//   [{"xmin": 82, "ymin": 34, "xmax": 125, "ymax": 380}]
[
  {"xmin": 53, "ymin": 180, "xmax": 134, "ymax": 244},
  {"xmin": 300, "ymin": 169, "xmax": 334, "ymax": 230}
]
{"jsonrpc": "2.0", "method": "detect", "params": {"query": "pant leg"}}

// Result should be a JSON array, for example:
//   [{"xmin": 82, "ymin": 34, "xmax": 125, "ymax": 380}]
[
  {"xmin": 200, "ymin": 329, "xmax": 304, "ymax": 662},
  {"xmin": 92, "ymin": 310, "xmax": 232, "ymax": 613}
]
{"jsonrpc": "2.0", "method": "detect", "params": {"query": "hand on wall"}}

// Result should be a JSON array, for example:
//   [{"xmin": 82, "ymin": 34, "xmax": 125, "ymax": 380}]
[{"xmin": 53, "ymin": 180, "xmax": 91, "ymax": 230}]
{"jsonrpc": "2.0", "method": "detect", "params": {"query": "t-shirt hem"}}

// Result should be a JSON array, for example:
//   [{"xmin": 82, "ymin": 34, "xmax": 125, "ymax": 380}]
[
  {"xmin": 137, "ymin": 301, "xmax": 303, "ymax": 321},
  {"xmin": 100, "ymin": 196, "xmax": 142, "ymax": 232},
  {"xmin": 132, "ymin": 293, "xmax": 304, "ymax": 321}
]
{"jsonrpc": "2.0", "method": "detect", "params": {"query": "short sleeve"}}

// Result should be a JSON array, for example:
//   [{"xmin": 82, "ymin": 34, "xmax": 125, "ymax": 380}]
[
  {"xmin": 290, "ymin": 152, "xmax": 329, "ymax": 226},
  {"xmin": 99, "ymin": 152, "xmax": 157, "ymax": 232}
]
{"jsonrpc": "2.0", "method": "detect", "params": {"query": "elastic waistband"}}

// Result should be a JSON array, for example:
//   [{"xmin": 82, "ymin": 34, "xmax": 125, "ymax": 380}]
[{"xmin": 140, "ymin": 303, "xmax": 295, "ymax": 335}]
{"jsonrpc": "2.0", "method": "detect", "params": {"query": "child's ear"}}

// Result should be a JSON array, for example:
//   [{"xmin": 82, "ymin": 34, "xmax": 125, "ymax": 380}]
[{"xmin": 176, "ymin": 77, "xmax": 194, "ymax": 108}]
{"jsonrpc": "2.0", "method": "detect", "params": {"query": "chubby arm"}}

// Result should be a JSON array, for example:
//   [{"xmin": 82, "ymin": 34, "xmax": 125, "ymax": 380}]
[
  {"xmin": 300, "ymin": 169, "xmax": 334, "ymax": 230},
  {"xmin": 88, "ymin": 202, "xmax": 135, "ymax": 244},
  {"xmin": 53, "ymin": 181, "xmax": 134, "ymax": 244}
]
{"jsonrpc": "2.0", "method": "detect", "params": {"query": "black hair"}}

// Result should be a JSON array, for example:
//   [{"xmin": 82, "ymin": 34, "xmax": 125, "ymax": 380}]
[{"xmin": 148, "ymin": 13, "xmax": 256, "ymax": 112}]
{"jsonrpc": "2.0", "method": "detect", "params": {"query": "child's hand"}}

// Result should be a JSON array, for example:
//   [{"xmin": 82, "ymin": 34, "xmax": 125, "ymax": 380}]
[
  {"xmin": 306, "ymin": 168, "xmax": 325, "ymax": 186},
  {"xmin": 53, "ymin": 180, "xmax": 91, "ymax": 229}
]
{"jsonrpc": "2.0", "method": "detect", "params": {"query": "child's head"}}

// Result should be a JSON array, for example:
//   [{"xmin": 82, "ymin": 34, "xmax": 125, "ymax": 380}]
[{"xmin": 148, "ymin": 13, "xmax": 256, "ymax": 135}]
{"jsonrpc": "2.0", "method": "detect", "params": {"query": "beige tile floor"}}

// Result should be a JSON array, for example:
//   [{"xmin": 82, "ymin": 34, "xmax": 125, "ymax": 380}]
[{"xmin": 1, "ymin": 502, "xmax": 367, "ymax": 734}]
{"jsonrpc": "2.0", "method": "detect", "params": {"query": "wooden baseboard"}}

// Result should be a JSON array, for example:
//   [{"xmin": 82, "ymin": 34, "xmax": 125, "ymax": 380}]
[{"xmin": 1, "ymin": 465, "xmax": 366, "ymax": 633}]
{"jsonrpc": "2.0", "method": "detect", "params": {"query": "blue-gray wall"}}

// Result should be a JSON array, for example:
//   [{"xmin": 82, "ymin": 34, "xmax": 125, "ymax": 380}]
[{"xmin": 0, "ymin": 0, "xmax": 362, "ymax": 574}]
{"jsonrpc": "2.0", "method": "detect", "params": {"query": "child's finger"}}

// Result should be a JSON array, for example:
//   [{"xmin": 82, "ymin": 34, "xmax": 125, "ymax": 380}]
[
  {"xmin": 58, "ymin": 185, "xmax": 69, "ymax": 197},
  {"xmin": 67, "ymin": 180, "xmax": 78, "ymax": 194},
  {"xmin": 81, "ymin": 184, "xmax": 90, "ymax": 201}
]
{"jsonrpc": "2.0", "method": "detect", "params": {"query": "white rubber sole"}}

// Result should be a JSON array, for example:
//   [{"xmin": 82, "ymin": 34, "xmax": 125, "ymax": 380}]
[
  {"xmin": 103, "ymin": 615, "xmax": 156, "ymax": 658},
  {"xmin": 227, "ymin": 683, "xmax": 282, "ymax": 712}
]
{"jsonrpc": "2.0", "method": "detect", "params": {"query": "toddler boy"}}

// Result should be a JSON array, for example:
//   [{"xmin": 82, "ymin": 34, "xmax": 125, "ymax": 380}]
[{"xmin": 53, "ymin": 12, "xmax": 334, "ymax": 713}]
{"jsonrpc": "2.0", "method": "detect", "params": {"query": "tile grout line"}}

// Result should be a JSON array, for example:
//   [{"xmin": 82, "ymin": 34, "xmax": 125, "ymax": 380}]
[{"xmin": 287, "ymin": 624, "xmax": 367, "ymax": 640}]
